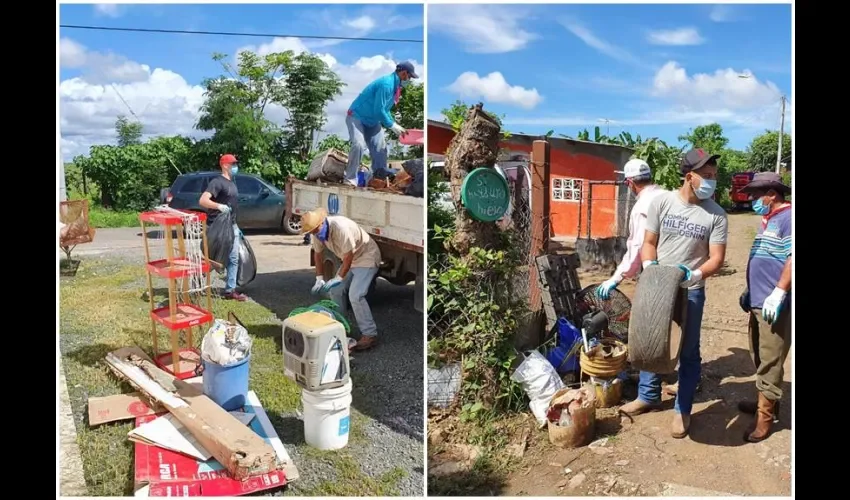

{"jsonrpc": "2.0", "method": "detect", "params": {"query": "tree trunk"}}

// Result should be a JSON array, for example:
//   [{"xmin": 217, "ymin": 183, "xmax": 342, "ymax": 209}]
[{"xmin": 445, "ymin": 103, "xmax": 502, "ymax": 255}]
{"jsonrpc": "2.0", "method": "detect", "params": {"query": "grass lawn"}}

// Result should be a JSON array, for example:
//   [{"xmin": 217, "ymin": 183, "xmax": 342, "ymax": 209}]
[
  {"xmin": 59, "ymin": 258, "xmax": 406, "ymax": 496},
  {"xmin": 88, "ymin": 206, "xmax": 140, "ymax": 228}
]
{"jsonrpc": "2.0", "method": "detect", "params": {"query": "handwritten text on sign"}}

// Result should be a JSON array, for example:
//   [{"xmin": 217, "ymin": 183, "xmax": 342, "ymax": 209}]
[{"xmin": 461, "ymin": 168, "xmax": 510, "ymax": 222}]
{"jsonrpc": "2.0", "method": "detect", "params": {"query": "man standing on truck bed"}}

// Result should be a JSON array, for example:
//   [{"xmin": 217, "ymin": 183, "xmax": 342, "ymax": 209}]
[
  {"xmin": 621, "ymin": 148, "xmax": 728, "ymax": 439},
  {"xmin": 301, "ymin": 208, "xmax": 382, "ymax": 351},
  {"xmin": 737, "ymin": 172, "xmax": 792, "ymax": 443},
  {"xmin": 198, "ymin": 153, "xmax": 248, "ymax": 302},
  {"xmin": 344, "ymin": 61, "xmax": 418, "ymax": 186}
]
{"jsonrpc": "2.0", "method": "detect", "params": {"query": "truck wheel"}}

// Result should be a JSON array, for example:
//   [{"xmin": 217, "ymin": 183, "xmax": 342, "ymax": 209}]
[
  {"xmin": 627, "ymin": 265, "xmax": 688, "ymax": 374},
  {"xmin": 283, "ymin": 213, "xmax": 302, "ymax": 235}
]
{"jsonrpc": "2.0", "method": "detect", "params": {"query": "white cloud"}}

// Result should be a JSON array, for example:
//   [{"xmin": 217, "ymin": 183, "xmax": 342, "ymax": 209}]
[
  {"xmin": 652, "ymin": 61, "xmax": 781, "ymax": 111},
  {"xmin": 94, "ymin": 4, "xmax": 123, "ymax": 18},
  {"xmin": 560, "ymin": 19, "xmax": 642, "ymax": 66},
  {"xmin": 709, "ymin": 5, "xmax": 736, "ymax": 22},
  {"xmin": 429, "ymin": 5, "xmax": 536, "ymax": 53},
  {"xmin": 447, "ymin": 71, "xmax": 543, "ymax": 110},
  {"xmin": 305, "ymin": 5, "xmax": 422, "ymax": 49},
  {"xmin": 647, "ymin": 27, "xmax": 705, "ymax": 46},
  {"xmin": 504, "ymin": 62, "xmax": 788, "ymax": 131},
  {"xmin": 59, "ymin": 36, "xmax": 424, "ymax": 161},
  {"xmin": 60, "ymin": 37, "xmax": 150, "ymax": 84},
  {"xmin": 344, "ymin": 15, "xmax": 377, "ymax": 32}
]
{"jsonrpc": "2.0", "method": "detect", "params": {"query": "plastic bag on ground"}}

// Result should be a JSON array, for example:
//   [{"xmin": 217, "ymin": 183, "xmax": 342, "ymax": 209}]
[
  {"xmin": 201, "ymin": 319, "xmax": 253, "ymax": 366},
  {"xmin": 511, "ymin": 350, "xmax": 565, "ymax": 427},
  {"xmin": 207, "ymin": 211, "xmax": 235, "ymax": 268},
  {"xmin": 236, "ymin": 236, "xmax": 257, "ymax": 287}
]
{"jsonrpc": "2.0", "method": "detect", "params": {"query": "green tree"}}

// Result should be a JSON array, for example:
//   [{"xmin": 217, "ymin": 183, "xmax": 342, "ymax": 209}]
[
  {"xmin": 387, "ymin": 82, "xmax": 425, "ymax": 160},
  {"xmin": 283, "ymin": 52, "xmax": 344, "ymax": 162},
  {"xmin": 746, "ymin": 130, "xmax": 792, "ymax": 172},
  {"xmin": 115, "ymin": 115, "xmax": 143, "ymax": 146}
]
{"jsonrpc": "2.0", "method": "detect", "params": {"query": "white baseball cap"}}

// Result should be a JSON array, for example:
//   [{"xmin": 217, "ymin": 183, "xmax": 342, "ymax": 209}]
[{"xmin": 617, "ymin": 159, "xmax": 651, "ymax": 180}]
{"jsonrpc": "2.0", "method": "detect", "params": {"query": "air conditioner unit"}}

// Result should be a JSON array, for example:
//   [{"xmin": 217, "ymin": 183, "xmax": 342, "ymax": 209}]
[{"xmin": 282, "ymin": 311, "xmax": 350, "ymax": 391}]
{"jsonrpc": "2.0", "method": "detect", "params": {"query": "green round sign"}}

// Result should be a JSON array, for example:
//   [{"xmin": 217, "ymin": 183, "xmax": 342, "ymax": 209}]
[{"xmin": 460, "ymin": 168, "xmax": 510, "ymax": 222}]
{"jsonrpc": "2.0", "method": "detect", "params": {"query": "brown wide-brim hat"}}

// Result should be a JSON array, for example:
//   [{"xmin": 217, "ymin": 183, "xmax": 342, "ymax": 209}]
[
  {"xmin": 300, "ymin": 207, "xmax": 328, "ymax": 234},
  {"xmin": 740, "ymin": 172, "xmax": 791, "ymax": 195}
]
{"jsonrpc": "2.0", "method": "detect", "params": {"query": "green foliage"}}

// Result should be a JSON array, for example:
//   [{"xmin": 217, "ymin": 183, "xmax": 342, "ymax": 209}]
[
  {"xmin": 88, "ymin": 206, "xmax": 140, "ymax": 228},
  {"xmin": 426, "ymin": 167, "xmax": 454, "ymax": 258},
  {"xmin": 427, "ymin": 226, "xmax": 526, "ymax": 420},
  {"xmin": 441, "ymin": 100, "xmax": 510, "ymax": 141},
  {"xmin": 72, "ymin": 135, "xmax": 194, "ymax": 211},
  {"xmin": 115, "ymin": 116, "xmax": 143, "ymax": 147},
  {"xmin": 747, "ymin": 130, "xmax": 792, "ymax": 172},
  {"xmin": 387, "ymin": 82, "xmax": 425, "ymax": 160},
  {"xmin": 632, "ymin": 138, "xmax": 684, "ymax": 190}
]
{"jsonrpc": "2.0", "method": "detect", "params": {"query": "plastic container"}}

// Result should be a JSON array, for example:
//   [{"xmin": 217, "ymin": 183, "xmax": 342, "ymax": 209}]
[
  {"xmin": 399, "ymin": 128, "xmax": 424, "ymax": 145},
  {"xmin": 202, "ymin": 353, "xmax": 251, "ymax": 411},
  {"xmin": 302, "ymin": 378, "xmax": 353, "ymax": 450},
  {"xmin": 546, "ymin": 317, "xmax": 581, "ymax": 375}
]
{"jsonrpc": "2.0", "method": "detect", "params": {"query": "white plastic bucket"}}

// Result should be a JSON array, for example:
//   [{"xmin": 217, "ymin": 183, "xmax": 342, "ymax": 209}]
[{"xmin": 301, "ymin": 378, "xmax": 353, "ymax": 450}]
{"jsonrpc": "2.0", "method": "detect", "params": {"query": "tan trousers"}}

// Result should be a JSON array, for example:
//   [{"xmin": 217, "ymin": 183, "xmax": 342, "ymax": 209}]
[{"xmin": 748, "ymin": 307, "xmax": 792, "ymax": 401}]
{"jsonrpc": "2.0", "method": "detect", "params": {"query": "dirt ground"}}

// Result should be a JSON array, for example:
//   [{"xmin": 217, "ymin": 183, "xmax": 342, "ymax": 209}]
[{"xmin": 429, "ymin": 212, "xmax": 792, "ymax": 496}]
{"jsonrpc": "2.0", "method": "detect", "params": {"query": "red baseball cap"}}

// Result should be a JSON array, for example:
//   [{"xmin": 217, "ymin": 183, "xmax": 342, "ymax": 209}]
[{"xmin": 219, "ymin": 154, "xmax": 238, "ymax": 166}]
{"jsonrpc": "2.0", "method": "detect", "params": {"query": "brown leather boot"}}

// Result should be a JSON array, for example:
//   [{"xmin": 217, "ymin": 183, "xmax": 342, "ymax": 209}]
[
  {"xmin": 744, "ymin": 393, "xmax": 775, "ymax": 443},
  {"xmin": 738, "ymin": 399, "xmax": 780, "ymax": 423}
]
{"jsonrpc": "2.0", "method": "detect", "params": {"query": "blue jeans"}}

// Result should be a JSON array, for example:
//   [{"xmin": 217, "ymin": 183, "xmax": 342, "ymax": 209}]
[
  {"xmin": 345, "ymin": 114, "xmax": 388, "ymax": 184},
  {"xmin": 225, "ymin": 224, "xmax": 241, "ymax": 292},
  {"xmin": 637, "ymin": 287, "xmax": 706, "ymax": 415},
  {"xmin": 329, "ymin": 267, "xmax": 379, "ymax": 337}
]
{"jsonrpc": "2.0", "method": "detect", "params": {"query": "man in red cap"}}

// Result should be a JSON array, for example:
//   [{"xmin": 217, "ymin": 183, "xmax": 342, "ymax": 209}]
[
  {"xmin": 737, "ymin": 172, "xmax": 792, "ymax": 442},
  {"xmin": 199, "ymin": 154, "xmax": 248, "ymax": 301}
]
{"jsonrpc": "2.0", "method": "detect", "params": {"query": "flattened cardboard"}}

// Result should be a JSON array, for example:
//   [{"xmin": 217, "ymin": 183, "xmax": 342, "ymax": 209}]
[{"xmin": 88, "ymin": 392, "xmax": 164, "ymax": 426}]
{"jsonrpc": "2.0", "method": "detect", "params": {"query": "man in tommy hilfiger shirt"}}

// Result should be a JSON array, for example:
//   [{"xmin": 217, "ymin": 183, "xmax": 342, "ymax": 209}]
[{"xmin": 737, "ymin": 172, "xmax": 792, "ymax": 443}]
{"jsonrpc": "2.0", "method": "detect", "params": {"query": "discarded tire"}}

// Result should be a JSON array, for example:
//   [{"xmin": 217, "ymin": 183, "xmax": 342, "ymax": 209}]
[{"xmin": 627, "ymin": 265, "xmax": 688, "ymax": 374}]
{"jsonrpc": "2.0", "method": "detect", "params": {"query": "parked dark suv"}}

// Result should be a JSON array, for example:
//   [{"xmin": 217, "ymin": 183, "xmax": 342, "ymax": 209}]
[{"xmin": 161, "ymin": 171, "xmax": 301, "ymax": 234}]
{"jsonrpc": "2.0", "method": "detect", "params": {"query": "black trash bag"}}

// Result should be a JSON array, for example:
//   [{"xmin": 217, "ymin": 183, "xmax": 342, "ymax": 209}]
[
  {"xmin": 236, "ymin": 236, "xmax": 257, "ymax": 287},
  {"xmin": 207, "ymin": 211, "xmax": 235, "ymax": 268},
  {"xmin": 402, "ymin": 158, "xmax": 424, "ymax": 198}
]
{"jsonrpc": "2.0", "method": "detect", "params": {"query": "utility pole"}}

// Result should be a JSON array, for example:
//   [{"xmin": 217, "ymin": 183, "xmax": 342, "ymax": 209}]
[{"xmin": 775, "ymin": 95, "xmax": 786, "ymax": 174}]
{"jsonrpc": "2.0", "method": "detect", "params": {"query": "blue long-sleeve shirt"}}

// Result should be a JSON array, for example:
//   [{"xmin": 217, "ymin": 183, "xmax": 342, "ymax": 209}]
[{"xmin": 348, "ymin": 72, "xmax": 400, "ymax": 129}]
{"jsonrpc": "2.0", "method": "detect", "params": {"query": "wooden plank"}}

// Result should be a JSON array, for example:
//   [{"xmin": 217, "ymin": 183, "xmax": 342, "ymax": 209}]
[{"xmin": 105, "ymin": 347, "xmax": 279, "ymax": 481}]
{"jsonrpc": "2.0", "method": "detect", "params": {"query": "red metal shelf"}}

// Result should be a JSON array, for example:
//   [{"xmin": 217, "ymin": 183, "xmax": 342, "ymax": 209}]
[
  {"xmin": 150, "ymin": 303, "xmax": 213, "ymax": 330},
  {"xmin": 140, "ymin": 210, "xmax": 207, "ymax": 226},
  {"xmin": 154, "ymin": 348, "xmax": 202, "ymax": 380},
  {"xmin": 146, "ymin": 259, "xmax": 211, "ymax": 279}
]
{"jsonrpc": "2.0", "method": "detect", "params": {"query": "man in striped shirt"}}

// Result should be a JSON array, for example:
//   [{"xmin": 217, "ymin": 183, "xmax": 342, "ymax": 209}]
[{"xmin": 738, "ymin": 172, "xmax": 792, "ymax": 443}]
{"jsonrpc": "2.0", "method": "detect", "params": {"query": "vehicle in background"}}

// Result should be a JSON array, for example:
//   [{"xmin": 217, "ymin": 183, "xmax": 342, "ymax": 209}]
[
  {"xmin": 286, "ymin": 177, "xmax": 425, "ymax": 312},
  {"xmin": 161, "ymin": 171, "xmax": 301, "ymax": 233},
  {"xmin": 729, "ymin": 171, "xmax": 756, "ymax": 211}
]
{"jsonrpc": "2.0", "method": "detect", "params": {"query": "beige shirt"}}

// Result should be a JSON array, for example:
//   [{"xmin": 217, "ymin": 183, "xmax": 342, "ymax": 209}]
[{"xmin": 312, "ymin": 216, "xmax": 382, "ymax": 269}]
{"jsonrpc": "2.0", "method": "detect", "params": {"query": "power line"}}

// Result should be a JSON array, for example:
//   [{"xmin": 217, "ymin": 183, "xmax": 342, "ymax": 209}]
[{"xmin": 59, "ymin": 24, "xmax": 423, "ymax": 43}]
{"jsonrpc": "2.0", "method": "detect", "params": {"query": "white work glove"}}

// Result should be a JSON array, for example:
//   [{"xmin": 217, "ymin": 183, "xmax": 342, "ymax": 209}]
[
  {"xmin": 677, "ymin": 264, "xmax": 703, "ymax": 288},
  {"xmin": 391, "ymin": 123, "xmax": 407, "ymax": 136},
  {"xmin": 322, "ymin": 275, "xmax": 344, "ymax": 292},
  {"xmin": 761, "ymin": 287, "xmax": 787, "ymax": 324},
  {"xmin": 217, "ymin": 203, "xmax": 232, "ymax": 214},
  {"xmin": 310, "ymin": 276, "xmax": 325, "ymax": 295},
  {"xmin": 596, "ymin": 277, "xmax": 621, "ymax": 300}
]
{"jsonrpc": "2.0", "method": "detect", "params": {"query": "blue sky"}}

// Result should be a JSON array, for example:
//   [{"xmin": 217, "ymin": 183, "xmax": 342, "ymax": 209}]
[
  {"xmin": 428, "ymin": 3, "xmax": 791, "ymax": 150},
  {"xmin": 59, "ymin": 3, "xmax": 424, "ymax": 161}
]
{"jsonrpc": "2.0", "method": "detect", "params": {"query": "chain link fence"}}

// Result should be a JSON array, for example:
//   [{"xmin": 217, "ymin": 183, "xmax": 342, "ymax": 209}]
[{"xmin": 575, "ymin": 180, "xmax": 635, "ymax": 269}]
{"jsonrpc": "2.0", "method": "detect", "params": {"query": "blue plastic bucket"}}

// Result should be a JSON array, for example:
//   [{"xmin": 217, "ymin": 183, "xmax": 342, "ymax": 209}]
[
  {"xmin": 202, "ymin": 353, "xmax": 251, "ymax": 411},
  {"xmin": 546, "ymin": 317, "xmax": 581, "ymax": 375}
]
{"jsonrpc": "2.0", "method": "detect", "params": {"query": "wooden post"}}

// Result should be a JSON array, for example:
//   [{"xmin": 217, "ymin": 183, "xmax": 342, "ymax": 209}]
[{"xmin": 529, "ymin": 140, "xmax": 550, "ymax": 313}]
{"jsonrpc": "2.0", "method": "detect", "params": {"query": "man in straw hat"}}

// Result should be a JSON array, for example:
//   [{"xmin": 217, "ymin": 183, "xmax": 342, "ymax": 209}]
[
  {"xmin": 736, "ymin": 172, "xmax": 792, "ymax": 443},
  {"xmin": 301, "ymin": 207, "xmax": 383, "ymax": 351},
  {"xmin": 619, "ymin": 148, "xmax": 728, "ymax": 439}
]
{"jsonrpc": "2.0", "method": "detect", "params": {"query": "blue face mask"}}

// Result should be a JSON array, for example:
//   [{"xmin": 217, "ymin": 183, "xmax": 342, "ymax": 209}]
[
  {"xmin": 317, "ymin": 219, "xmax": 330, "ymax": 242},
  {"xmin": 752, "ymin": 198, "xmax": 770, "ymax": 215},
  {"xmin": 231, "ymin": 165, "xmax": 239, "ymax": 176},
  {"xmin": 691, "ymin": 176, "xmax": 716, "ymax": 200},
  {"xmin": 401, "ymin": 79, "xmax": 410, "ymax": 88}
]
